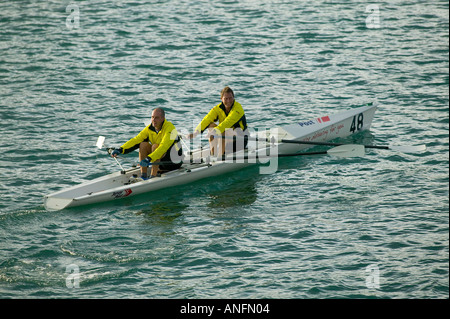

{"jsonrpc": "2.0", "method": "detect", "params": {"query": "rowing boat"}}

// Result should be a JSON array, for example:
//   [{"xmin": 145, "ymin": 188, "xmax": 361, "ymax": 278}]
[{"xmin": 44, "ymin": 102, "xmax": 378, "ymax": 210}]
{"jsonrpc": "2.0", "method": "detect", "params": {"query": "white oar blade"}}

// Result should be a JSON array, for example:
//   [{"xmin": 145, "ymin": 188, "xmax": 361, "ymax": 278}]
[
  {"xmin": 96, "ymin": 136, "xmax": 106, "ymax": 149},
  {"xmin": 327, "ymin": 144, "xmax": 365, "ymax": 158},
  {"xmin": 389, "ymin": 144, "xmax": 427, "ymax": 153}
]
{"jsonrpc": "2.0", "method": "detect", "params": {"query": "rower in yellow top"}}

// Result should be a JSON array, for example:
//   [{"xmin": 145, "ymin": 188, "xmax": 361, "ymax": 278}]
[
  {"xmin": 110, "ymin": 108, "xmax": 183, "ymax": 180},
  {"xmin": 187, "ymin": 86, "xmax": 249, "ymax": 156}
]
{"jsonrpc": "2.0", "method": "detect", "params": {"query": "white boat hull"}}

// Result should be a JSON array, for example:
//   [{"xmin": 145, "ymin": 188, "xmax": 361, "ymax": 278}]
[{"xmin": 44, "ymin": 102, "xmax": 378, "ymax": 210}]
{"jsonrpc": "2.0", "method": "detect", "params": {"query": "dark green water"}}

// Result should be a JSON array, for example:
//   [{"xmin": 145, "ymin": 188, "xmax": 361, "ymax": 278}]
[{"xmin": 0, "ymin": 1, "xmax": 448, "ymax": 299}]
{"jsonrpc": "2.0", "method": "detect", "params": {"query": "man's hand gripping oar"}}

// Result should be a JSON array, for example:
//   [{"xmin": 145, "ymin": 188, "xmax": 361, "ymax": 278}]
[{"xmin": 96, "ymin": 136, "xmax": 127, "ymax": 174}]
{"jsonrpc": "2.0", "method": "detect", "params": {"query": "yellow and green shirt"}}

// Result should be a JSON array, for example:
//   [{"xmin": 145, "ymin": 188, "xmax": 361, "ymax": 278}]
[
  {"xmin": 195, "ymin": 100, "xmax": 248, "ymax": 135},
  {"xmin": 119, "ymin": 120, "xmax": 180, "ymax": 162}
]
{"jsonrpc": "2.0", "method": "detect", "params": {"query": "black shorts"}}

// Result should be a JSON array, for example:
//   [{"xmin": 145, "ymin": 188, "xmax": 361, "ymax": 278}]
[
  {"xmin": 159, "ymin": 143, "xmax": 183, "ymax": 171},
  {"xmin": 228, "ymin": 134, "xmax": 249, "ymax": 153}
]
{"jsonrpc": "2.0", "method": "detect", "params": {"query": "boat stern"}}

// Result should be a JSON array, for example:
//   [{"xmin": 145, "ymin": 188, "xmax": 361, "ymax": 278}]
[{"xmin": 44, "ymin": 195, "xmax": 74, "ymax": 211}]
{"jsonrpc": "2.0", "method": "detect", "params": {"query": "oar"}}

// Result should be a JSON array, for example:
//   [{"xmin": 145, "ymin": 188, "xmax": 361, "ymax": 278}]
[
  {"xmin": 227, "ymin": 144, "xmax": 365, "ymax": 161},
  {"xmin": 96, "ymin": 136, "xmax": 126, "ymax": 172},
  {"xmin": 226, "ymin": 136, "xmax": 426, "ymax": 153},
  {"xmin": 275, "ymin": 139, "xmax": 426, "ymax": 153}
]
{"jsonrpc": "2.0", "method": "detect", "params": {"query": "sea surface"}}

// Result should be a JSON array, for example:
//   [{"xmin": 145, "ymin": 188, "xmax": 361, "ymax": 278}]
[{"xmin": 0, "ymin": 0, "xmax": 448, "ymax": 300}]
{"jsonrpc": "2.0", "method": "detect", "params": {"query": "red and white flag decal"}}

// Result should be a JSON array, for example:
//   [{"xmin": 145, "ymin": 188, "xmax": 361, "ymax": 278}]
[{"xmin": 317, "ymin": 116, "xmax": 330, "ymax": 123}]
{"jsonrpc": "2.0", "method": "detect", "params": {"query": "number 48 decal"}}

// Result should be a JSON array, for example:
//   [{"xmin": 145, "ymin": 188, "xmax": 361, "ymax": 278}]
[{"xmin": 350, "ymin": 113, "xmax": 364, "ymax": 133}]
